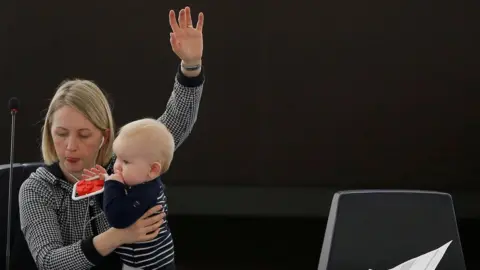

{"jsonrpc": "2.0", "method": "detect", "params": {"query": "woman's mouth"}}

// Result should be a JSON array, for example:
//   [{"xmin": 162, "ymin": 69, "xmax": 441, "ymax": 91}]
[{"xmin": 66, "ymin": 157, "xmax": 80, "ymax": 163}]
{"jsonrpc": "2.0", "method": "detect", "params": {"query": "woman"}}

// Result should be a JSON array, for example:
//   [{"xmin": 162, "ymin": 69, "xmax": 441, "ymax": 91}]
[{"xmin": 18, "ymin": 7, "xmax": 204, "ymax": 270}]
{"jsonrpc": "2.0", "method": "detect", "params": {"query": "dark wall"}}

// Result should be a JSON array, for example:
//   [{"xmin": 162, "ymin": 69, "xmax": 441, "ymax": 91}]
[{"xmin": 1, "ymin": 0, "xmax": 479, "ymax": 189}]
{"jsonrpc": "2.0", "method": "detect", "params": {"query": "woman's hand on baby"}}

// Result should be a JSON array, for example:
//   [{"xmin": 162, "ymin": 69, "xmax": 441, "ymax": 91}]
[
  {"xmin": 119, "ymin": 205, "xmax": 165, "ymax": 244},
  {"xmin": 82, "ymin": 164, "xmax": 107, "ymax": 179}
]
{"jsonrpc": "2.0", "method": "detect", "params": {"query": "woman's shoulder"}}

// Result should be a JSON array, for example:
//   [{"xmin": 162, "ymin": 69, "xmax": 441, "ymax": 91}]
[
  {"xmin": 20, "ymin": 166, "xmax": 57, "ymax": 191},
  {"xmin": 18, "ymin": 165, "xmax": 66, "ymax": 214}
]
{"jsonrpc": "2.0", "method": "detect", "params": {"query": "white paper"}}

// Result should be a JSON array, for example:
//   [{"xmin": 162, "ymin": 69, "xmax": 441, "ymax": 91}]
[{"xmin": 387, "ymin": 240, "xmax": 452, "ymax": 270}]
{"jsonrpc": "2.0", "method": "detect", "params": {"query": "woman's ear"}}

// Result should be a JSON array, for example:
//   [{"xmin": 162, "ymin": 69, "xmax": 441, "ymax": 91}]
[
  {"xmin": 149, "ymin": 162, "xmax": 162, "ymax": 178},
  {"xmin": 103, "ymin": 128, "xmax": 111, "ymax": 144}
]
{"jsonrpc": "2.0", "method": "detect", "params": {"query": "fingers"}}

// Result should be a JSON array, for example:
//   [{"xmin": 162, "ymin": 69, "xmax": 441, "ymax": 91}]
[
  {"xmin": 82, "ymin": 164, "xmax": 106, "ymax": 178},
  {"xmin": 142, "ymin": 205, "xmax": 163, "ymax": 219},
  {"xmin": 95, "ymin": 164, "xmax": 107, "ymax": 173},
  {"xmin": 178, "ymin": 9, "xmax": 187, "ymax": 28},
  {"xmin": 170, "ymin": 7, "xmax": 203, "ymax": 33},
  {"xmin": 140, "ymin": 228, "xmax": 161, "ymax": 242},
  {"xmin": 139, "ymin": 214, "xmax": 164, "ymax": 238},
  {"xmin": 82, "ymin": 169, "xmax": 96, "ymax": 178},
  {"xmin": 134, "ymin": 206, "xmax": 165, "ymax": 242},
  {"xmin": 169, "ymin": 10, "xmax": 180, "ymax": 32},
  {"xmin": 185, "ymin": 6, "xmax": 193, "ymax": 27},
  {"xmin": 143, "ymin": 212, "xmax": 165, "ymax": 227},
  {"xmin": 81, "ymin": 173, "xmax": 95, "ymax": 178},
  {"xmin": 145, "ymin": 217, "xmax": 163, "ymax": 233},
  {"xmin": 196, "ymin": 12, "xmax": 204, "ymax": 32}
]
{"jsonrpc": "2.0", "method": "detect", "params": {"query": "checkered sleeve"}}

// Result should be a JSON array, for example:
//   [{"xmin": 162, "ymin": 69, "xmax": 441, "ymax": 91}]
[
  {"xmin": 157, "ymin": 66, "xmax": 205, "ymax": 149},
  {"xmin": 19, "ymin": 178, "xmax": 94, "ymax": 270},
  {"xmin": 105, "ymin": 67, "xmax": 205, "ymax": 173}
]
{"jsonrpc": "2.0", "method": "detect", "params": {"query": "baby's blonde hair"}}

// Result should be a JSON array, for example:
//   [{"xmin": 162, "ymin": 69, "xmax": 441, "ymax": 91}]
[{"xmin": 114, "ymin": 118, "xmax": 175, "ymax": 173}]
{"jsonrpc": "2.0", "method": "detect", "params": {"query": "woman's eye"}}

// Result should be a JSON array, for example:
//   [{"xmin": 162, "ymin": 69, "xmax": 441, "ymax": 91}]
[{"xmin": 56, "ymin": 133, "xmax": 68, "ymax": 137}]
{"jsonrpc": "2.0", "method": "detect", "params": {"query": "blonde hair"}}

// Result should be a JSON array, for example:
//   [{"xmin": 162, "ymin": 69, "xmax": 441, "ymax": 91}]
[
  {"xmin": 114, "ymin": 118, "xmax": 175, "ymax": 174},
  {"xmin": 41, "ymin": 79, "xmax": 115, "ymax": 166}
]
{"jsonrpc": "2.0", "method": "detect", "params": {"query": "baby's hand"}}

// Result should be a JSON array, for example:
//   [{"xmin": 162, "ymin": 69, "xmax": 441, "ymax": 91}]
[
  {"xmin": 82, "ymin": 164, "xmax": 108, "ymax": 179},
  {"xmin": 107, "ymin": 170, "xmax": 125, "ymax": 184}
]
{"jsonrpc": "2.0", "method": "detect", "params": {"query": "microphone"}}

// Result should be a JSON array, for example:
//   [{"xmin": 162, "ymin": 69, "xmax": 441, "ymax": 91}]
[{"xmin": 6, "ymin": 97, "xmax": 19, "ymax": 270}]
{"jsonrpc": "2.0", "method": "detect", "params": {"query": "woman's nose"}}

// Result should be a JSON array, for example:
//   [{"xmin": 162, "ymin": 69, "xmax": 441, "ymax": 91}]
[{"xmin": 66, "ymin": 136, "xmax": 79, "ymax": 151}]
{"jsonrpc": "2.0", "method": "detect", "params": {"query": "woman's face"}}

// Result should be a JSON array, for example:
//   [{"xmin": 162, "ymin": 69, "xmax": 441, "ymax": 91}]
[{"xmin": 50, "ymin": 105, "xmax": 104, "ymax": 178}]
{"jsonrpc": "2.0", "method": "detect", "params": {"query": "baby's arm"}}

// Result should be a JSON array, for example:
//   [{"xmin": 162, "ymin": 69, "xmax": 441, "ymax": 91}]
[{"xmin": 103, "ymin": 179, "xmax": 160, "ymax": 229}]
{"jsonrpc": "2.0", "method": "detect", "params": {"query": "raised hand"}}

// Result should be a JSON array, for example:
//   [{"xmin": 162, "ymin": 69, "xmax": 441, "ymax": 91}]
[{"xmin": 168, "ymin": 6, "xmax": 204, "ymax": 65}]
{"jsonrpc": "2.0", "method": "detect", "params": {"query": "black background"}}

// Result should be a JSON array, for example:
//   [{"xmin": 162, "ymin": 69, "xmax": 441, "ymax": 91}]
[
  {"xmin": 1, "ymin": 1, "xmax": 480, "ymax": 269},
  {"xmin": 1, "ymin": 0, "xmax": 479, "ymax": 189}
]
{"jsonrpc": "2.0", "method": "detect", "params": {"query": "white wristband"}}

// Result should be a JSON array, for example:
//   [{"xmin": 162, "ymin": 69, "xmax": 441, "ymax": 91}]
[{"xmin": 181, "ymin": 63, "xmax": 201, "ymax": 71}]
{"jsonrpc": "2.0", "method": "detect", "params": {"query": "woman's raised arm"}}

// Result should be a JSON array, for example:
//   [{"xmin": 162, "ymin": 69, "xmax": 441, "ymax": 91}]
[{"xmin": 157, "ymin": 7, "xmax": 205, "ymax": 149}]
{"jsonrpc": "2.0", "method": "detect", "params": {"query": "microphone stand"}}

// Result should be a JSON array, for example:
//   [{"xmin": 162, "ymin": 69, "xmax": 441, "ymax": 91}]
[{"xmin": 6, "ymin": 108, "xmax": 17, "ymax": 270}]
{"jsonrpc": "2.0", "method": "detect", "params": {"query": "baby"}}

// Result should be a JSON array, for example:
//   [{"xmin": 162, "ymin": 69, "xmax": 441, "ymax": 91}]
[{"xmin": 86, "ymin": 118, "xmax": 175, "ymax": 269}]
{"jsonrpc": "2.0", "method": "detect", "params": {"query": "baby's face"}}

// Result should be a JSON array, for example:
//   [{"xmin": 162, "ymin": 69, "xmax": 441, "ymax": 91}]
[{"xmin": 112, "ymin": 140, "xmax": 153, "ymax": 186}]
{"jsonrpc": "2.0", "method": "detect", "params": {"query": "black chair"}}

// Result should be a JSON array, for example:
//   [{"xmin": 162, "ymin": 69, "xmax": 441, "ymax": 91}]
[
  {"xmin": 318, "ymin": 190, "xmax": 466, "ymax": 270},
  {"xmin": 0, "ymin": 162, "xmax": 44, "ymax": 270}
]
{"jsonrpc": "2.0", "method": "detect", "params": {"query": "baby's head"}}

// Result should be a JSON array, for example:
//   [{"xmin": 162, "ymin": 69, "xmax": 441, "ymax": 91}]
[{"xmin": 112, "ymin": 118, "xmax": 175, "ymax": 185}]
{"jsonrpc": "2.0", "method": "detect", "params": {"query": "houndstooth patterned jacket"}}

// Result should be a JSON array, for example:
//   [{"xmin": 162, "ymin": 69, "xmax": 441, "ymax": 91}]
[{"xmin": 18, "ymin": 67, "xmax": 204, "ymax": 270}]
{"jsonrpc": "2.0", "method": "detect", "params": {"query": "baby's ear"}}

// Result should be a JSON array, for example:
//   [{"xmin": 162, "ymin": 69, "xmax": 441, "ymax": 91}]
[{"xmin": 149, "ymin": 162, "xmax": 162, "ymax": 178}]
